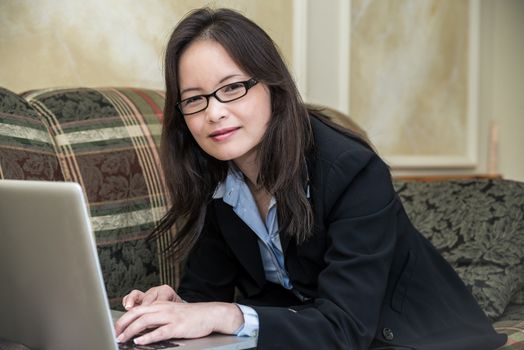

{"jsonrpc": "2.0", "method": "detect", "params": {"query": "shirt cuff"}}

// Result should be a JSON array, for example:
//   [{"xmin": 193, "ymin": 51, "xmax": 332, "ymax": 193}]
[{"xmin": 234, "ymin": 304, "xmax": 259, "ymax": 337}]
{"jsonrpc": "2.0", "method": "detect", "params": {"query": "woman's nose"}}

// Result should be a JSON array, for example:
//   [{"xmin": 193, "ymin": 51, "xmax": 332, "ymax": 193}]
[{"xmin": 205, "ymin": 96, "xmax": 227, "ymax": 123}]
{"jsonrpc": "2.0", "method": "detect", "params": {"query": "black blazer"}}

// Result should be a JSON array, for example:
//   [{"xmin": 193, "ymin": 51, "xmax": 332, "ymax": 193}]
[{"xmin": 178, "ymin": 116, "xmax": 507, "ymax": 350}]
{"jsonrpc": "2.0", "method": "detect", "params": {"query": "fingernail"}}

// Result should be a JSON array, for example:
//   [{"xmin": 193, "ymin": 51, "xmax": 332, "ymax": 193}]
[
  {"xmin": 116, "ymin": 334, "xmax": 124, "ymax": 343},
  {"xmin": 125, "ymin": 303, "xmax": 131, "ymax": 309},
  {"xmin": 134, "ymin": 337, "xmax": 144, "ymax": 345}
]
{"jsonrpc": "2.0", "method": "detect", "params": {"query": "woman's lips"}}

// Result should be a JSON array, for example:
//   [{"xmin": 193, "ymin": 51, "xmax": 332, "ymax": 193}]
[{"xmin": 209, "ymin": 127, "xmax": 240, "ymax": 142}]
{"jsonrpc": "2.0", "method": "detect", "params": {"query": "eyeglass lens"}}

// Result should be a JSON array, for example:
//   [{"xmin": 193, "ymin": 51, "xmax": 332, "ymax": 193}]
[{"xmin": 179, "ymin": 81, "xmax": 252, "ymax": 115}]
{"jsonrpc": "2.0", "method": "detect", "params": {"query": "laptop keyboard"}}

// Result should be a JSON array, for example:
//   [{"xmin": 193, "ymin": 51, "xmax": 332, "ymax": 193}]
[{"xmin": 118, "ymin": 340, "xmax": 180, "ymax": 349}]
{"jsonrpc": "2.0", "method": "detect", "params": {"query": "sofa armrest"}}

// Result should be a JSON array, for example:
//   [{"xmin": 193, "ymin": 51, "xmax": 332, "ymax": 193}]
[{"xmin": 18, "ymin": 87, "xmax": 175, "ymax": 308}]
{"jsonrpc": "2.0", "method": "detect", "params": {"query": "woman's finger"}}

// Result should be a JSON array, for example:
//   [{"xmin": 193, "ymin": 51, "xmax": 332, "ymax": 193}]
[
  {"xmin": 133, "ymin": 324, "xmax": 174, "ymax": 345},
  {"xmin": 115, "ymin": 305, "xmax": 171, "ymax": 343},
  {"xmin": 123, "ymin": 290, "xmax": 145, "ymax": 310},
  {"xmin": 156, "ymin": 285, "xmax": 179, "ymax": 302},
  {"xmin": 141, "ymin": 288, "xmax": 159, "ymax": 306}
]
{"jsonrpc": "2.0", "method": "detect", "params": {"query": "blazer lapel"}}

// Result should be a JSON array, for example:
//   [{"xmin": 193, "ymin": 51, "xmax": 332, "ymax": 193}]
[
  {"xmin": 280, "ymin": 230, "xmax": 293, "ymax": 254},
  {"xmin": 214, "ymin": 201, "xmax": 266, "ymax": 288}
]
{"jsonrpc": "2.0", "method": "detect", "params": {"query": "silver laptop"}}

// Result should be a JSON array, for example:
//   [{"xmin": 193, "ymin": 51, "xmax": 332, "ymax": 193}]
[{"xmin": 0, "ymin": 180, "xmax": 256, "ymax": 350}]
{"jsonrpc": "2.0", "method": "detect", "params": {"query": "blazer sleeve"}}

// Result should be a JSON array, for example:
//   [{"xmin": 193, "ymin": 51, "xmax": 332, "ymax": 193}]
[{"xmin": 253, "ymin": 151, "xmax": 399, "ymax": 350}]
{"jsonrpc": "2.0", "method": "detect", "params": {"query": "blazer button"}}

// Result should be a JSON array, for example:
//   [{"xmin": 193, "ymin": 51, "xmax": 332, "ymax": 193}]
[{"xmin": 382, "ymin": 327, "xmax": 394, "ymax": 341}]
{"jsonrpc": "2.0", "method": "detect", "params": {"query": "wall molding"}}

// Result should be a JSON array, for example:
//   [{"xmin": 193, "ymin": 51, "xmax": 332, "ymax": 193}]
[
  {"xmin": 292, "ymin": 0, "xmax": 308, "ymax": 99},
  {"xmin": 338, "ymin": 0, "xmax": 351, "ymax": 115}
]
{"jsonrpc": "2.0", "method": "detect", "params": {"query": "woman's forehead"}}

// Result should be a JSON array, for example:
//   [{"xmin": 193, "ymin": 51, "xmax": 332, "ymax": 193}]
[{"xmin": 177, "ymin": 39, "xmax": 247, "ymax": 91}]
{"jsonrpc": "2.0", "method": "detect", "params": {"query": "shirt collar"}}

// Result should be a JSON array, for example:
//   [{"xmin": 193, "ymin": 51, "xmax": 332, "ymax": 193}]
[
  {"xmin": 212, "ymin": 166, "xmax": 244, "ymax": 208},
  {"xmin": 212, "ymin": 166, "xmax": 310, "ymax": 204}
]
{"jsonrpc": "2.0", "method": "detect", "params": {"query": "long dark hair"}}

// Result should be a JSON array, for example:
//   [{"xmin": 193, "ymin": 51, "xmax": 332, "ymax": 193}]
[{"xmin": 150, "ymin": 7, "xmax": 314, "ymax": 260}]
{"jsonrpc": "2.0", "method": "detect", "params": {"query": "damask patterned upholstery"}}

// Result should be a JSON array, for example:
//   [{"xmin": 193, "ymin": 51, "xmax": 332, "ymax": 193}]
[
  {"xmin": 0, "ymin": 87, "xmax": 63, "ymax": 181},
  {"xmin": 394, "ymin": 180, "xmax": 524, "ymax": 321}
]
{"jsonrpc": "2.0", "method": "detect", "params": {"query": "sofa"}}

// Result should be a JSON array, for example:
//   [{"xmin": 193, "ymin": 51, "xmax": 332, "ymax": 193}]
[{"xmin": 1, "ymin": 86, "xmax": 523, "ymax": 348}]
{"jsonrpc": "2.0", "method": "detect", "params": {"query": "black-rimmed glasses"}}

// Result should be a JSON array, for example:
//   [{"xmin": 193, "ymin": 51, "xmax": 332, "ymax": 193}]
[{"xmin": 177, "ymin": 78, "xmax": 258, "ymax": 116}]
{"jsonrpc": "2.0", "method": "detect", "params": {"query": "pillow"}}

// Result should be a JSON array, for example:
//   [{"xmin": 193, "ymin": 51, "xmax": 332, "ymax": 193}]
[
  {"xmin": 0, "ymin": 87, "xmax": 63, "ymax": 181},
  {"xmin": 394, "ymin": 179, "xmax": 524, "ymax": 320},
  {"xmin": 23, "ymin": 87, "xmax": 175, "ymax": 309}
]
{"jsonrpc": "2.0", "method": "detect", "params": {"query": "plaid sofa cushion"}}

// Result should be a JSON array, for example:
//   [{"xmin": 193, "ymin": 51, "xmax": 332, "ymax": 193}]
[
  {"xmin": 394, "ymin": 179, "xmax": 524, "ymax": 321},
  {"xmin": 494, "ymin": 319, "xmax": 524, "ymax": 349},
  {"xmin": 496, "ymin": 303, "xmax": 524, "ymax": 348},
  {"xmin": 0, "ymin": 87, "xmax": 63, "ymax": 181},
  {"xmin": 22, "ymin": 87, "xmax": 175, "ymax": 308}
]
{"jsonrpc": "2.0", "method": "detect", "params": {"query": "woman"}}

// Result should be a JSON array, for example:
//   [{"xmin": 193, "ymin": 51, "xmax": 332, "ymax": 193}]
[{"xmin": 115, "ymin": 7, "xmax": 506, "ymax": 349}]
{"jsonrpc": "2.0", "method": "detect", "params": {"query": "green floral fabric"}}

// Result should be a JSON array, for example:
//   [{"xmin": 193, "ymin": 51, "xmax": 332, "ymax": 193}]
[
  {"xmin": 26, "ymin": 87, "xmax": 172, "ymax": 309},
  {"xmin": 498, "ymin": 303, "xmax": 524, "ymax": 322},
  {"xmin": 0, "ymin": 87, "xmax": 64, "ymax": 181},
  {"xmin": 394, "ymin": 179, "xmax": 524, "ymax": 320}
]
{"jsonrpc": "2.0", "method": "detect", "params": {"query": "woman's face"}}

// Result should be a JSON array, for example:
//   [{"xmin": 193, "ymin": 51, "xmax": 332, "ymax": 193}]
[{"xmin": 177, "ymin": 39, "xmax": 272, "ymax": 168}]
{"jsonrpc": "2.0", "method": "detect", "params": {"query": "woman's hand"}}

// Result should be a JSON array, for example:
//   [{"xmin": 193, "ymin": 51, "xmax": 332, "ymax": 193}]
[
  {"xmin": 122, "ymin": 285, "xmax": 182, "ymax": 310},
  {"xmin": 114, "ymin": 301, "xmax": 244, "ymax": 345}
]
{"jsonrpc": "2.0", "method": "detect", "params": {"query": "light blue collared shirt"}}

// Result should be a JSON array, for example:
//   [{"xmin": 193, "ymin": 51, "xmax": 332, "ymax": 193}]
[
  {"xmin": 212, "ymin": 167, "xmax": 294, "ymax": 337},
  {"xmin": 213, "ymin": 167, "xmax": 293, "ymax": 289}
]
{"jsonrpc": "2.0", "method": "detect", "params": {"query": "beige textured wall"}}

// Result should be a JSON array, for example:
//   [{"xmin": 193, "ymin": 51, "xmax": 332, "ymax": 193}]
[
  {"xmin": 0, "ymin": 0, "xmax": 293, "ymax": 93},
  {"xmin": 350, "ymin": 0, "xmax": 469, "ymax": 158},
  {"xmin": 1, "ymin": 0, "xmax": 522, "ymax": 180}
]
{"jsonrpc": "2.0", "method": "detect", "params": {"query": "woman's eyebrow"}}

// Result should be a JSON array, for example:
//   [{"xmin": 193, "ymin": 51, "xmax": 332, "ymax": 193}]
[
  {"xmin": 180, "ymin": 74, "xmax": 244, "ymax": 96},
  {"xmin": 217, "ymin": 74, "xmax": 242, "ymax": 85},
  {"xmin": 179, "ymin": 86, "xmax": 201, "ymax": 96}
]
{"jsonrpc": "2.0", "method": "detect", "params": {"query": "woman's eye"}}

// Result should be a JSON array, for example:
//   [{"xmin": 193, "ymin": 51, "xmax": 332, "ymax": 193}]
[
  {"xmin": 223, "ymin": 83, "xmax": 243, "ymax": 94},
  {"xmin": 183, "ymin": 96, "xmax": 205, "ymax": 106}
]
